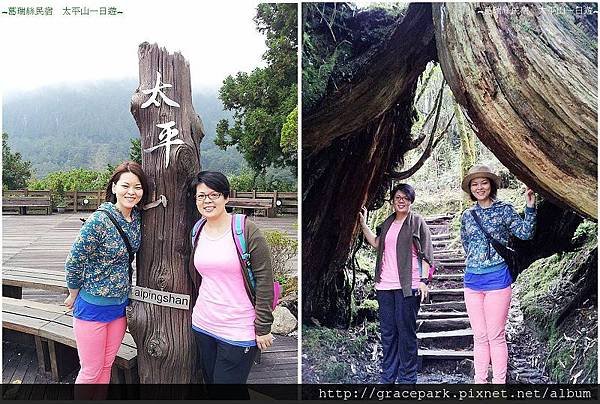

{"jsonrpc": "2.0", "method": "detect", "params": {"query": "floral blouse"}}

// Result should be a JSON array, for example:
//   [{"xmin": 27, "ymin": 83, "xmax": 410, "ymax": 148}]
[
  {"xmin": 460, "ymin": 200, "xmax": 536, "ymax": 274},
  {"xmin": 65, "ymin": 202, "xmax": 141, "ymax": 299}
]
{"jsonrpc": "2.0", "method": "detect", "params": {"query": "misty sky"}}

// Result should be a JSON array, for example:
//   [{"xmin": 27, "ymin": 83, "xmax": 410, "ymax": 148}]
[{"xmin": 0, "ymin": 0, "xmax": 269, "ymax": 95}]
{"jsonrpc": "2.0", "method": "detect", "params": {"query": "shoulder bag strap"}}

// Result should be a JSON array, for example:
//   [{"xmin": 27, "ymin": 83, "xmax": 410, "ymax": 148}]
[
  {"xmin": 232, "ymin": 214, "xmax": 256, "ymax": 290},
  {"xmin": 470, "ymin": 210, "xmax": 497, "ymax": 242},
  {"xmin": 98, "ymin": 209, "xmax": 134, "ymax": 283}
]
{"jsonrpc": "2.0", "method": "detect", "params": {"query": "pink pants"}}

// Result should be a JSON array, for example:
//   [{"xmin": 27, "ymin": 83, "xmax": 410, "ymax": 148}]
[
  {"xmin": 464, "ymin": 286, "xmax": 512, "ymax": 384},
  {"xmin": 73, "ymin": 317, "xmax": 127, "ymax": 384}
]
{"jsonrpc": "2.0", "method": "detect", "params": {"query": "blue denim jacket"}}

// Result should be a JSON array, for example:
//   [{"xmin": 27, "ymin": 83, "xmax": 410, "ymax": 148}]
[
  {"xmin": 65, "ymin": 202, "xmax": 141, "ymax": 303},
  {"xmin": 460, "ymin": 200, "xmax": 536, "ymax": 275}
]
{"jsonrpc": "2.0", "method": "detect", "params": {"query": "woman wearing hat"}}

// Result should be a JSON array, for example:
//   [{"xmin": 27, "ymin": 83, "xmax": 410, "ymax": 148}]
[{"xmin": 460, "ymin": 164, "xmax": 536, "ymax": 384}]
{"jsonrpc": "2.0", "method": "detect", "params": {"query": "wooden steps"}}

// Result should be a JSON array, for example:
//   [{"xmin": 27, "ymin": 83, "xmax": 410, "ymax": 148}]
[
  {"xmin": 421, "ymin": 301, "xmax": 466, "ymax": 312},
  {"xmin": 418, "ymin": 349, "xmax": 474, "ymax": 359},
  {"xmin": 417, "ymin": 318, "xmax": 471, "ymax": 333},
  {"xmin": 418, "ymin": 216, "xmax": 474, "ymax": 364},
  {"xmin": 418, "ymin": 311, "xmax": 468, "ymax": 319},
  {"xmin": 432, "ymin": 274, "xmax": 463, "ymax": 281},
  {"xmin": 417, "ymin": 328, "xmax": 473, "ymax": 339}
]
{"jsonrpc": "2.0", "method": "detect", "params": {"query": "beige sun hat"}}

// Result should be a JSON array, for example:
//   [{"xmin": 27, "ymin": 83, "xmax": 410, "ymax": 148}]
[{"xmin": 461, "ymin": 164, "xmax": 501, "ymax": 193}]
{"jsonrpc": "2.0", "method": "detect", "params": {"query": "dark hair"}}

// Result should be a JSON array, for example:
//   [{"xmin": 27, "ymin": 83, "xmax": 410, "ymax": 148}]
[
  {"xmin": 105, "ymin": 161, "xmax": 149, "ymax": 206},
  {"xmin": 190, "ymin": 171, "xmax": 230, "ymax": 198},
  {"xmin": 390, "ymin": 183, "xmax": 416, "ymax": 203},
  {"xmin": 468, "ymin": 178, "xmax": 498, "ymax": 201}
]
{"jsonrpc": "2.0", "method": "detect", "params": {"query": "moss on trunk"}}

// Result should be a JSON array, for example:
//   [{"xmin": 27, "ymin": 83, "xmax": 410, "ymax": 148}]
[{"xmin": 517, "ymin": 220, "xmax": 597, "ymax": 383}]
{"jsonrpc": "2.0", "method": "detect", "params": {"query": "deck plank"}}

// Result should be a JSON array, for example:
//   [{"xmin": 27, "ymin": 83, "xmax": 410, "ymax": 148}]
[{"xmin": 3, "ymin": 213, "xmax": 298, "ymax": 384}]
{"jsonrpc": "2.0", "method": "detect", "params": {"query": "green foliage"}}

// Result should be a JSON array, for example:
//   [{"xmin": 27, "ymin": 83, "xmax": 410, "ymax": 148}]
[
  {"xmin": 322, "ymin": 362, "xmax": 351, "ymax": 380},
  {"xmin": 302, "ymin": 3, "xmax": 403, "ymax": 111},
  {"xmin": 2, "ymin": 133, "xmax": 33, "ymax": 190},
  {"xmin": 264, "ymin": 230, "xmax": 298, "ymax": 283},
  {"xmin": 303, "ymin": 325, "xmax": 345, "ymax": 351},
  {"xmin": 358, "ymin": 299, "xmax": 378, "ymax": 311},
  {"xmin": 129, "ymin": 138, "xmax": 142, "ymax": 164},
  {"xmin": 216, "ymin": 3, "xmax": 297, "ymax": 174},
  {"xmin": 228, "ymin": 167, "xmax": 296, "ymax": 192},
  {"xmin": 280, "ymin": 106, "xmax": 298, "ymax": 155},
  {"xmin": 28, "ymin": 167, "xmax": 111, "ymax": 203},
  {"xmin": 303, "ymin": 324, "xmax": 374, "ymax": 382},
  {"xmin": 517, "ymin": 220, "xmax": 598, "ymax": 383}
]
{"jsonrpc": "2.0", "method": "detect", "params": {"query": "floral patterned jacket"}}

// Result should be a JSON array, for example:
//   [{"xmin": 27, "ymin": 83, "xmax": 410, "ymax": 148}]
[
  {"xmin": 65, "ymin": 202, "xmax": 141, "ymax": 300},
  {"xmin": 460, "ymin": 200, "xmax": 536, "ymax": 275}
]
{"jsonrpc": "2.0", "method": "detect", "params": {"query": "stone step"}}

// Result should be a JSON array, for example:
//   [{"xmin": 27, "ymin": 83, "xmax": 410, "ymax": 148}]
[
  {"xmin": 431, "ymin": 233, "xmax": 452, "ymax": 240},
  {"xmin": 427, "ymin": 288, "xmax": 465, "ymax": 303},
  {"xmin": 418, "ymin": 349, "xmax": 474, "ymax": 359},
  {"xmin": 418, "ymin": 311, "xmax": 468, "ymax": 319},
  {"xmin": 418, "ymin": 328, "xmax": 473, "ymax": 339},
  {"xmin": 434, "ymin": 249, "xmax": 463, "ymax": 255},
  {"xmin": 427, "ymin": 224, "xmax": 450, "ymax": 235},
  {"xmin": 432, "ymin": 274, "xmax": 463, "ymax": 281},
  {"xmin": 434, "ymin": 262, "xmax": 465, "ymax": 268},
  {"xmin": 425, "ymin": 214, "xmax": 454, "ymax": 224},
  {"xmin": 421, "ymin": 301, "xmax": 466, "ymax": 312},
  {"xmin": 436, "ymin": 257, "xmax": 465, "ymax": 262},
  {"xmin": 429, "ymin": 288, "xmax": 464, "ymax": 295},
  {"xmin": 417, "ymin": 317, "xmax": 471, "ymax": 333}
]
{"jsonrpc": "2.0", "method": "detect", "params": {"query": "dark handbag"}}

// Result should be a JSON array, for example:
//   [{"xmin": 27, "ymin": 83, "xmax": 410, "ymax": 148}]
[
  {"xmin": 470, "ymin": 210, "xmax": 521, "ymax": 282},
  {"xmin": 98, "ymin": 209, "xmax": 135, "ymax": 284}
]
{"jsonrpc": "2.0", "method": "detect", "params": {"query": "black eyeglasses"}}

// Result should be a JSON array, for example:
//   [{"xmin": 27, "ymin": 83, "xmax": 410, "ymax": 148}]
[
  {"xmin": 393, "ymin": 196, "xmax": 411, "ymax": 202},
  {"xmin": 196, "ymin": 192, "xmax": 222, "ymax": 202}
]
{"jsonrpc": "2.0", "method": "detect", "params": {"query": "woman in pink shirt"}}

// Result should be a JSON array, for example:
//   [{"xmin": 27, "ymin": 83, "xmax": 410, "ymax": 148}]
[
  {"xmin": 188, "ymin": 171, "xmax": 274, "ymax": 384},
  {"xmin": 359, "ymin": 183, "xmax": 434, "ymax": 384}
]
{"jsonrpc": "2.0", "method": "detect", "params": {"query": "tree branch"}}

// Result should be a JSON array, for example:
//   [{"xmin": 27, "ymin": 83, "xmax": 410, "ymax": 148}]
[
  {"xmin": 390, "ymin": 83, "xmax": 456, "ymax": 180},
  {"xmin": 406, "ymin": 81, "xmax": 445, "ymax": 150}
]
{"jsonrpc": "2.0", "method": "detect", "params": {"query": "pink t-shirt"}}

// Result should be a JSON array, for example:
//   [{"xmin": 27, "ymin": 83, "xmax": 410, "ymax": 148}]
[
  {"xmin": 376, "ymin": 219, "xmax": 421, "ymax": 291},
  {"xmin": 191, "ymin": 230, "xmax": 256, "ymax": 342}
]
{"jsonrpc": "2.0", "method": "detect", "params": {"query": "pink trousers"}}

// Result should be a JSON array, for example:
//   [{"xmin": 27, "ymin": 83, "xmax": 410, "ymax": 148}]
[
  {"xmin": 464, "ymin": 286, "xmax": 512, "ymax": 384},
  {"xmin": 73, "ymin": 317, "xmax": 127, "ymax": 384}
]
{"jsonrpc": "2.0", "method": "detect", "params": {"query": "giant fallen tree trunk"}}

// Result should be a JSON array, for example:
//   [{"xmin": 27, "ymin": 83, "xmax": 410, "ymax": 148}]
[
  {"xmin": 302, "ymin": 2, "xmax": 597, "ymax": 327},
  {"xmin": 128, "ymin": 43, "xmax": 204, "ymax": 383},
  {"xmin": 302, "ymin": 3, "xmax": 437, "ymax": 326},
  {"xmin": 433, "ymin": 2, "xmax": 598, "ymax": 219}
]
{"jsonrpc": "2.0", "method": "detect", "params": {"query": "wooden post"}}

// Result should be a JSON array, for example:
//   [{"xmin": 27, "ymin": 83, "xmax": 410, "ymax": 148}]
[
  {"xmin": 73, "ymin": 190, "xmax": 78, "ymax": 213},
  {"xmin": 128, "ymin": 42, "xmax": 204, "ymax": 383},
  {"xmin": 273, "ymin": 190, "xmax": 279, "ymax": 216}
]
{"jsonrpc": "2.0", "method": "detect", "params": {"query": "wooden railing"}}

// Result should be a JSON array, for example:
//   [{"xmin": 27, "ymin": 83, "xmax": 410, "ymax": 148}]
[
  {"xmin": 3, "ymin": 189, "xmax": 298, "ymax": 215},
  {"xmin": 230, "ymin": 191, "xmax": 298, "ymax": 215}
]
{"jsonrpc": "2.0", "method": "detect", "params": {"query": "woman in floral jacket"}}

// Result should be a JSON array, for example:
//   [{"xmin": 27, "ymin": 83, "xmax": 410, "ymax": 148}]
[
  {"xmin": 65, "ymin": 161, "xmax": 148, "ymax": 385},
  {"xmin": 460, "ymin": 164, "xmax": 536, "ymax": 384}
]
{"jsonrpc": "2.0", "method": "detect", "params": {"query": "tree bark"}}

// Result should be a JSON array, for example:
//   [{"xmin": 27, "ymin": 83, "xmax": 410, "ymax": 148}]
[
  {"xmin": 303, "ymin": 3, "xmax": 437, "ymax": 155},
  {"xmin": 515, "ymin": 200, "xmax": 584, "ymax": 269},
  {"xmin": 128, "ymin": 42, "xmax": 204, "ymax": 383},
  {"xmin": 456, "ymin": 101, "xmax": 477, "ymax": 209},
  {"xmin": 433, "ymin": 3, "xmax": 598, "ymax": 219},
  {"xmin": 302, "ymin": 4, "xmax": 438, "ymax": 326}
]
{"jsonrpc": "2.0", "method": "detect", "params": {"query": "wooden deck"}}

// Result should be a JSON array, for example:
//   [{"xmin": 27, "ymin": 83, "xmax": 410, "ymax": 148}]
[{"xmin": 2, "ymin": 212, "xmax": 299, "ymax": 384}]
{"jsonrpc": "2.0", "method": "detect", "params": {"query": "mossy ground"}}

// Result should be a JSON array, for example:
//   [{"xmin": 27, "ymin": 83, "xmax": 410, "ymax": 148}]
[{"xmin": 516, "ymin": 220, "xmax": 597, "ymax": 383}]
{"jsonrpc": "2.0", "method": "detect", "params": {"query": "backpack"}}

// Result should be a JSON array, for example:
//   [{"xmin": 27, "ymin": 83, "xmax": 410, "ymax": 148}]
[{"xmin": 191, "ymin": 213, "xmax": 281, "ymax": 309}]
